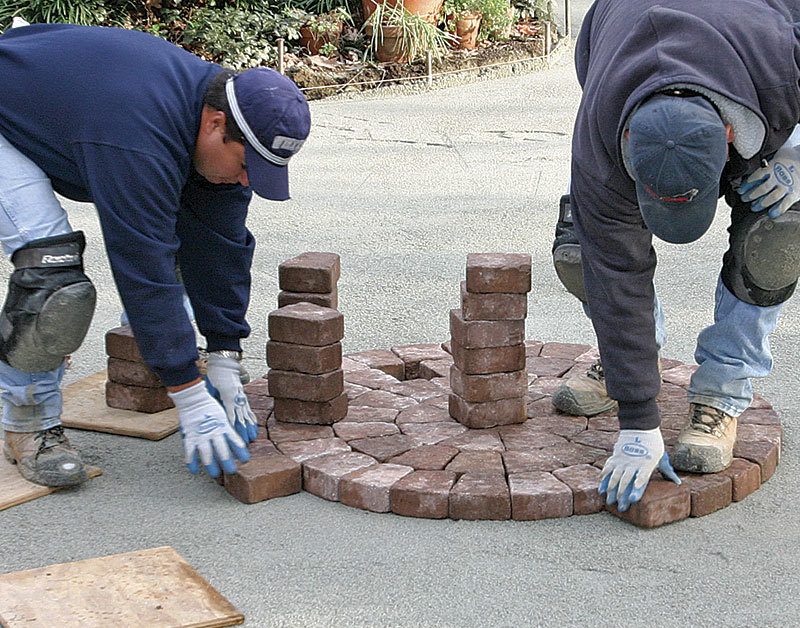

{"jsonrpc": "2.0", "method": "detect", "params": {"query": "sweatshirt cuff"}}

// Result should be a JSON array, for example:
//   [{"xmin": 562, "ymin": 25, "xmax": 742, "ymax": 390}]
[
  {"xmin": 618, "ymin": 398, "xmax": 660, "ymax": 430},
  {"xmin": 205, "ymin": 334, "xmax": 243, "ymax": 354},
  {"xmin": 153, "ymin": 361, "xmax": 201, "ymax": 388}
]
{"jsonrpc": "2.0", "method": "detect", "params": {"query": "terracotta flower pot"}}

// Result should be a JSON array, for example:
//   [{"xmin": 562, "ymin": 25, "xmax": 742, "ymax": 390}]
[
  {"xmin": 361, "ymin": 0, "xmax": 443, "ymax": 22},
  {"xmin": 451, "ymin": 11, "xmax": 482, "ymax": 49},
  {"xmin": 366, "ymin": 24, "xmax": 411, "ymax": 63},
  {"xmin": 299, "ymin": 21, "xmax": 343, "ymax": 55}
]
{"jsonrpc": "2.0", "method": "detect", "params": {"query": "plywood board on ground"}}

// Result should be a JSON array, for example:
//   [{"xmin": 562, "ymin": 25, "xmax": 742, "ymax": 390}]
[
  {"xmin": 0, "ymin": 546, "xmax": 244, "ymax": 628},
  {"xmin": 0, "ymin": 441, "xmax": 101, "ymax": 511},
  {"xmin": 62, "ymin": 371, "xmax": 179, "ymax": 440}
]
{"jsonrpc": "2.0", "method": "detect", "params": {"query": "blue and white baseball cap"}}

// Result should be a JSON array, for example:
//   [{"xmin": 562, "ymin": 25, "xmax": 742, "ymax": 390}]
[
  {"xmin": 628, "ymin": 94, "xmax": 728, "ymax": 244},
  {"xmin": 225, "ymin": 68, "xmax": 311, "ymax": 201}
]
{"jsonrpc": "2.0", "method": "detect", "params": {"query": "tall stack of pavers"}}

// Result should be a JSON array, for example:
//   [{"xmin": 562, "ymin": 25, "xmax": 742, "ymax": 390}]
[
  {"xmin": 104, "ymin": 325, "xmax": 174, "ymax": 413},
  {"xmin": 267, "ymin": 252, "xmax": 347, "ymax": 425},
  {"xmin": 449, "ymin": 253, "xmax": 531, "ymax": 428}
]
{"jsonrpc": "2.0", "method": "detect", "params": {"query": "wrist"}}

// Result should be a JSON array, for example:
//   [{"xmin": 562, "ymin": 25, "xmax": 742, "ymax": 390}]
[
  {"xmin": 209, "ymin": 349, "xmax": 243, "ymax": 361},
  {"xmin": 167, "ymin": 377, "xmax": 203, "ymax": 394}
]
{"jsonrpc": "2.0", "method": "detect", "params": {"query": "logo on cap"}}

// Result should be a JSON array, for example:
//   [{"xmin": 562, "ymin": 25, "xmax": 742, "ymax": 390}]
[
  {"xmin": 272, "ymin": 136, "xmax": 305, "ymax": 154},
  {"xmin": 643, "ymin": 184, "xmax": 699, "ymax": 204}
]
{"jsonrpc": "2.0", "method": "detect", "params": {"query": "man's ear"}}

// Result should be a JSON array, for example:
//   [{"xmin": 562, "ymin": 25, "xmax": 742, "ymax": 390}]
[{"xmin": 199, "ymin": 106, "xmax": 227, "ymax": 136}]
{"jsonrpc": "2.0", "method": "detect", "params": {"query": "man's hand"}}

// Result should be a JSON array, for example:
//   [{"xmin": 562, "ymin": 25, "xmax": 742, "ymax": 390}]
[
  {"xmin": 168, "ymin": 380, "xmax": 250, "ymax": 478},
  {"xmin": 599, "ymin": 428, "xmax": 681, "ymax": 512},
  {"xmin": 205, "ymin": 352, "xmax": 259, "ymax": 444},
  {"xmin": 739, "ymin": 128, "xmax": 800, "ymax": 218}
]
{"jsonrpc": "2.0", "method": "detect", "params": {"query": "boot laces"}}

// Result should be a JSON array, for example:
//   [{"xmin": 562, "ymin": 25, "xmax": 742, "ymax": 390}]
[
  {"xmin": 34, "ymin": 426, "xmax": 68, "ymax": 455},
  {"xmin": 587, "ymin": 359, "xmax": 605, "ymax": 382},
  {"xmin": 689, "ymin": 405, "xmax": 730, "ymax": 435}
]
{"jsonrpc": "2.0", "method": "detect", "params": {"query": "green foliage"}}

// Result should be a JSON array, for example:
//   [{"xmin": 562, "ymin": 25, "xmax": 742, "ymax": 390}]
[
  {"xmin": 478, "ymin": 0, "xmax": 513, "ymax": 40},
  {"xmin": 0, "ymin": 0, "xmax": 134, "ymax": 30},
  {"xmin": 303, "ymin": 6, "xmax": 350, "ymax": 36},
  {"xmin": 443, "ymin": 0, "xmax": 481, "ymax": 17},
  {"xmin": 513, "ymin": 0, "xmax": 552, "ymax": 22},
  {"xmin": 364, "ymin": 2, "xmax": 455, "ymax": 63},
  {"xmin": 318, "ymin": 41, "xmax": 337, "ymax": 55}
]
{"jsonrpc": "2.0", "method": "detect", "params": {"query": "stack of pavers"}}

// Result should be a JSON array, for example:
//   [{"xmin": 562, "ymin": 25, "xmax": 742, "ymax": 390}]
[
  {"xmin": 277, "ymin": 252, "xmax": 340, "ymax": 309},
  {"xmin": 448, "ymin": 253, "xmax": 531, "ymax": 429},
  {"xmin": 267, "ymin": 252, "xmax": 346, "ymax": 425},
  {"xmin": 104, "ymin": 325, "xmax": 174, "ymax": 413}
]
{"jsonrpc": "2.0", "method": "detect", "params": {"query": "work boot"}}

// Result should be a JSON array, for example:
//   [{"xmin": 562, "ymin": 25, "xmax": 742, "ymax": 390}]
[
  {"xmin": 551, "ymin": 359, "xmax": 617, "ymax": 416},
  {"xmin": 672, "ymin": 403, "xmax": 736, "ymax": 473},
  {"xmin": 3, "ymin": 426, "xmax": 87, "ymax": 487}
]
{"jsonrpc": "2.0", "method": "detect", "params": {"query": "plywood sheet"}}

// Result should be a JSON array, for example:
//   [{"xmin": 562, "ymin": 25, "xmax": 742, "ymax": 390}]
[
  {"xmin": 0, "ymin": 546, "xmax": 244, "ymax": 628},
  {"xmin": 61, "ymin": 371, "xmax": 179, "ymax": 440},
  {"xmin": 0, "ymin": 441, "xmax": 101, "ymax": 511}
]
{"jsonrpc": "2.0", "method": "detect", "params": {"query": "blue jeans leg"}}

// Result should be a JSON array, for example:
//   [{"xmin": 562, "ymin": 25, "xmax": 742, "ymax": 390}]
[
  {"xmin": 0, "ymin": 131, "xmax": 72, "ymax": 432},
  {"xmin": 688, "ymin": 275, "xmax": 782, "ymax": 417}
]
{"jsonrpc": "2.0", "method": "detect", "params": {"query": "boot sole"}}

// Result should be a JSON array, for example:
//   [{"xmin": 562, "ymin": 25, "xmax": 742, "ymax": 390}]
[
  {"xmin": 551, "ymin": 388, "xmax": 618, "ymax": 417},
  {"xmin": 3, "ymin": 442, "xmax": 88, "ymax": 487},
  {"xmin": 671, "ymin": 443, "xmax": 732, "ymax": 474}
]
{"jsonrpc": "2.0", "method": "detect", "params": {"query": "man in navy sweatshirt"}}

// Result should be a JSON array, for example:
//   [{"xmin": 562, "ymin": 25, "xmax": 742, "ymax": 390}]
[
  {"xmin": 549, "ymin": 0, "xmax": 800, "ymax": 511},
  {"xmin": 0, "ymin": 24, "xmax": 310, "ymax": 486}
]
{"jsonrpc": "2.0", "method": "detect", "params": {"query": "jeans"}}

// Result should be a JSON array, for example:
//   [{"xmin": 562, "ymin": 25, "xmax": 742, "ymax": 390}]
[{"xmin": 0, "ymin": 131, "xmax": 73, "ymax": 432}]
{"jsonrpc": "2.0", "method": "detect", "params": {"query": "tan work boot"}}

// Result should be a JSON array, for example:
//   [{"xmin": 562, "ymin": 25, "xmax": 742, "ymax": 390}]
[
  {"xmin": 672, "ymin": 403, "xmax": 736, "ymax": 473},
  {"xmin": 3, "ymin": 426, "xmax": 87, "ymax": 487},
  {"xmin": 551, "ymin": 359, "xmax": 618, "ymax": 416}
]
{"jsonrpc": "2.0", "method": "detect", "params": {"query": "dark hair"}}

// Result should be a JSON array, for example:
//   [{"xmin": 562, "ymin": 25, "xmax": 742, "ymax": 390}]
[{"xmin": 203, "ymin": 70, "xmax": 245, "ymax": 144}]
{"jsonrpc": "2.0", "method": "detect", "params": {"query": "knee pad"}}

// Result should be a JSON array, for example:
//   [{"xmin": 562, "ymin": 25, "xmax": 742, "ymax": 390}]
[
  {"xmin": 0, "ymin": 231, "xmax": 96, "ymax": 372},
  {"xmin": 722, "ymin": 207, "xmax": 800, "ymax": 306},
  {"xmin": 552, "ymin": 194, "xmax": 588, "ymax": 303}
]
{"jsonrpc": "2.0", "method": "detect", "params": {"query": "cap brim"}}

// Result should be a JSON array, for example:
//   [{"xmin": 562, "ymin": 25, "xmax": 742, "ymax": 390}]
[
  {"xmin": 635, "ymin": 182, "xmax": 719, "ymax": 244},
  {"xmin": 245, "ymin": 143, "xmax": 290, "ymax": 201}
]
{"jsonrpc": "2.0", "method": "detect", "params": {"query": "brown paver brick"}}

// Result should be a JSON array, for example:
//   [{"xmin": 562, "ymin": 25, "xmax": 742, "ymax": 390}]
[
  {"xmin": 390, "ymin": 470, "xmax": 457, "ymax": 518},
  {"xmin": 266, "ymin": 417, "xmax": 334, "ymax": 443},
  {"xmin": 105, "ymin": 381, "xmax": 174, "ymax": 414},
  {"xmin": 390, "ymin": 343, "xmax": 451, "ymax": 379},
  {"xmin": 384, "ymin": 379, "xmax": 444, "ymax": 401},
  {"xmin": 223, "ymin": 452, "xmax": 301, "ymax": 504},
  {"xmin": 738, "ymin": 408, "xmax": 781, "ymax": 425},
  {"xmin": 660, "ymin": 364, "xmax": 697, "ymax": 387},
  {"xmin": 388, "ymin": 444, "xmax": 459, "ymax": 470},
  {"xmin": 527, "ymin": 377, "xmax": 564, "ymax": 397},
  {"xmin": 339, "ymin": 463, "xmax": 414, "ymax": 512},
  {"xmin": 278, "ymin": 252, "xmax": 340, "ymax": 293},
  {"xmin": 302, "ymin": 452, "xmax": 377, "ymax": 501},
  {"xmin": 498, "ymin": 426, "xmax": 567, "ymax": 450},
  {"xmin": 273, "ymin": 393, "xmax": 348, "ymax": 425},
  {"xmin": 342, "ymin": 357, "xmax": 370, "ymax": 372},
  {"xmin": 449, "ymin": 393, "xmax": 526, "ymax": 429},
  {"xmin": 502, "ymin": 450, "xmax": 562, "ymax": 474},
  {"xmin": 345, "ymin": 382, "xmax": 371, "ymax": 401},
  {"xmin": 587, "ymin": 415, "xmax": 620, "ymax": 432},
  {"xmin": 465, "ymin": 253, "xmax": 531, "ymax": 294},
  {"xmin": 524, "ymin": 356, "xmax": 575, "ymax": 378},
  {"xmin": 446, "ymin": 451, "xmax": 505, "ymax": 475},
  {"xmin": 343, "ymin": 368, "xmax": 401, "ymax": 389},
  {"xmin": 268, "ymin": 368, "xmax": 344, "ymax": 402},
  {"xmin": 570, "ymin": 430, "xmax": 618, "ymax": 452},
  {"xmin": 679, "ymin": 473, "xmax": 733, "ymax": 517},
  {"xmin": 277, "ymin": 289, "xmax": 338, "ymax": 310},
  {"xmin": 351, "ymin": 389, "xmax": 418, "ymax": 410},
  {"xmin": 733, "ymin": 440, "xmax": 779, "ymax": 482},
  {"xmin": 333, "ymin": 421, "xmax": 400, "ymax": 441},
  {"xmin": 450, "ymin": 309, "xmax": 525, "ymax": 349},
  {"xmin": 418, "ymin": 358, "xmax": 453, "ymax": 380},
  {"xmin": 396, "ymin": 404, "xmax": 454, "ymax": 425},
  {"xmin": 608, "ymin": 480, "xmax": 691, "ymax": 528},
  {"xmin": 736, "ymin": 423, "xmax": 782, "ymax": 447},
  {"xmin": 276, "ymin": 437, "xmax": 351, "ymax": 463},
  {"xmin": 718, "ymin": 458, "xmax": 762, "ymax": 501},
  {"xmin": 750, "ymin": 394, "xmax": 772, "ymax": 409},
  {"xmin": 539, "ymin": 342, "xmax": 593, "ymax": 360},
  {"xmin": 107, "ymin": 357, "xmax": 162, "ymax": 388},
  {"xmin": 439, "ymin": 429, "xmax": 504, "ymax": 452},
  {"xmin": 343, "ymin": 405, "xmax": 400, "ymax": 423},
  {"xmin": 524, "ymin": 407, "xmax": 587, "ymax": 437},
  {"xmin": 449, "ymin": 473, "xmax": 511, "ymax": 520},
  {"xmin": 552, "ymin": 464, "xmax": 604, "ymax": 515},
  {"xmin": 267, "ymin": 303, "xmax": 344, "ymax": 346},
  {"xmin": 509, "ymin": 472, "xmax": 573, "ymax": 520},
  {"xmin": 525, "ymin": 340, "xmax": 543, "ymax": 356},
  {"xmin": 266, "ymin": 341, "xmax": 342, "ymax": 374},
  {"xmin": 421, "ymin": 393, "xmax": 451, "ymax": 409},
  {"xmin": 104, "ymin": 325, "xmax": 143, "ymax": 362},
  {"xmin": 399, "ymin": 421, "xmax": 469, "ymax": 444},
  {"xmin": 345, "ymin": 349, "xmax": 405, "ymax": 380},
  {"xmin": 349, "ymin": 434, "xmax": 419, "ymax": 462},
  {"xmin": 450, "ymin": 340, "xmax": 526, "ymax": 374},
  {"xmin": 547, "ymin": 442, "xmax": 608, "ymax": 467},
  {"xmin": 450, "ymin": 366, "xmax": 527, "ymax": 402},
  {"xmin": 460, "ymin": 282, "xmax": 527, "ymax": 321}
]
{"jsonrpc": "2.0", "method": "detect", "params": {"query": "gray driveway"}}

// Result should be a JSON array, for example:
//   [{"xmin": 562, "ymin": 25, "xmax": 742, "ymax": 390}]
[{"xmin": 3, "ymin": 4, "xmax": 800, "ymax": 626}]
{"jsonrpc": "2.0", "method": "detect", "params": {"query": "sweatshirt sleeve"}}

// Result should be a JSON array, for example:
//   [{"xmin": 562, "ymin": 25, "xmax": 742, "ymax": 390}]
[
  {"xmin": 176, "ymin": 171, "xmax": 255, "ymax": 353},
  {"xmin": 73, "ymin": 141, "xmax": 200, "ymax": 387},
  {"xmin": 570, "ymin": 164, "xmax": 662, "ymax": 430}
]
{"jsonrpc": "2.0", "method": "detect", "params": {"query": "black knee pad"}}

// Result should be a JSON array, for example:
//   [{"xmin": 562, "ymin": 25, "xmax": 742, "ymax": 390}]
[
  {"xmin": 722, "ymin": 206, "xmax": 800, "ymax": 306},
  {"xmin": 0, "ymin": 231, "xmax": 96, "ymax": 372},
  {"xmin": 552, "ymin": 194, "xmax": 587, "ymax": 303}
]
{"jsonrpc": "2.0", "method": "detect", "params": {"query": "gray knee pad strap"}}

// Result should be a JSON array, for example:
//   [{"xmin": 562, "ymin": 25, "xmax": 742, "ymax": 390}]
[
  {"xmin": 0, "ymin": 232, "xmax": 96, "ymax": 372},
  {"xmin": 722, "ymin": 208, "xmax": 800, "ymax": 306},
  {"xmin": 552, "ymin": 194, "xmax": 588, "ymax": 303}
]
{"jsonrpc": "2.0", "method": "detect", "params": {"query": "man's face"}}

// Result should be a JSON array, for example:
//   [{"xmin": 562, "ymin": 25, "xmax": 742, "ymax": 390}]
[{"xmin": 194, "ymin": 107, "xmax": 249, "ymax": 187}]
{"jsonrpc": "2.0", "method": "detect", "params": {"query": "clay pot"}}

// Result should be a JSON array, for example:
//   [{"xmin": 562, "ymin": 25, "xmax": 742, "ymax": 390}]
[
  {"xmin": 451, "ymin": 11, "xmax": 482, "ymax": 49},
  {"xmin": 366, "ymin": 24, "xmax": 411, "ymax": 63},
  {"xmin": 299, "ymin": 21, "xmax": 343, "ymax": 55},
  {"xmin": 361, "ymin": 0, "xmax": 443, "ymax": 22}
]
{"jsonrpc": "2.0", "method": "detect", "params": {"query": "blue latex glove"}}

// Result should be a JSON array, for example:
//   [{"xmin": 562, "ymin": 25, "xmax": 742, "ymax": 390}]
[
  {"xmin": 739, "ymin": 126, "xmax": 800, "ymax": 219},
  {"xmin": 205, "ymin": 352, "xmax": 259, "ymax": 444},
  {"xmin": 598, "ymin": 428, "xmax": 681, "ymax": 512},
  {"xmin": 168, "ymin": 381, "xmax": 250, "ymax": 478}
]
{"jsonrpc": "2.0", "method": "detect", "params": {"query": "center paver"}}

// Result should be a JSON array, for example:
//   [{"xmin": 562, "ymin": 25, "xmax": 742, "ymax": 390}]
[{"xmin": 238, "ymin": 339, "xmax": 781, "ymax": 528}]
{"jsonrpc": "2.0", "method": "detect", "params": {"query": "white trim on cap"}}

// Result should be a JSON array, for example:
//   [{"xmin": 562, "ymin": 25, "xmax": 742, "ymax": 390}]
[{"xmin": 225, "ymin": 77, "xmax": 290, "ymax": 167}]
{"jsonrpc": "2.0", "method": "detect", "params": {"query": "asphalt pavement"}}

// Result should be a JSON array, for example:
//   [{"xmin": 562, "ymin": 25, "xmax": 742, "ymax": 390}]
[{"xmin": 3, "ymin": 3, "xmax": 800, "ymax": 626}]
